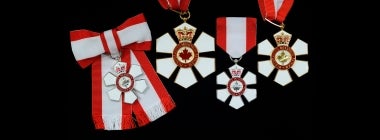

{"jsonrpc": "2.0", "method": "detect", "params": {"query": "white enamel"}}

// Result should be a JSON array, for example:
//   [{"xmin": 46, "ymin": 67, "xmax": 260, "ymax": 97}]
[
  {"xmin": 134, "ymin": 80, "xmax": 147, "ymax": 93},
  {"xmin": 156, "ymin": 33, "xmax": 176, "ymax": 53},
  {"xmin": 129, "ymin": 65, "xmax": 143, "ymax": 78},
  {"xmin": 156, "ymin": 58, "xmax": 177, "ymax": 78},
  {"xmin": 230, "ymin": 96, "xmax": 244, "ymax": 109},
  {"xmin": 258, "ymin": 60, "xmax": 275, "ymax": 77},
  {"xmin": 104, "ymin": 73, "xmax": 116, "ymax": 86},
  {"xmin": 194, "ymin": 32, "xmax": 215, "ymax": 53},
  {"xmin": 243, "ymin": 72, "xmax": 256, "ymax": 85},
  {"xmin": 258, "ymin": 39, "xmax": 274, "ymax": 56},
  {"xmin": 292, "ymin": 39, "xmax": 308, "ymax": 55},
  {"xmin": 217, "ymin": 89, "xmax": 230, "ymax": 102},
  {"xmin": 229, "ymin": 64, "xmax": 244, "ymax": 78},
  {"xmin": 108, "ymin": 88, "xmax": 121, "ymax": 101},
  {"xmin": 292, "ymin": 60, "xmax": 309, "ymax": 77},
  {"xmin": 123, "ymin": 91, "xmax": 137, "ymax": 104},
  {"xmin": 274, "ymin": 70, "xmax": 292, "ymax": 86},
  {"xmin": 217, "ymin": 72, "xmax": 230, "ymax": 85},
  {"xmin": 194, "ymin": 57, "xmax": 215, "ymax": 78},
  {"xmin": 175, "ymin": 68, "xmax": 197, "ymax": 88},
  {"xmin": 244, "ymin": 88, "xmax": 257, "ymax": 102},
  {"xmin": 175, "ymin": 23, "xmax": 196, "ymax": 32},
  {"xmin": 113, "ymin": 62, "xmax": 127, "ymax": 74}
]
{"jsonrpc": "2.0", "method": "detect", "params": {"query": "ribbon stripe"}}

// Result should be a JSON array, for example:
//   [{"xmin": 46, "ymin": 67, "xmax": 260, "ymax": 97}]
[
  {"xmin": 70, "ymin": 13, "xmax": 151, "ymax": 68},
  {"xmin": 258, "ymin": 0, "xmax": 293, "ymax": 23},
  {"xmin": 102, "ymin": 29, "xmax": 120, "ymax": 58},
  {"xmin": 158, "ymin": 0, "xmax": 191, "ymax": 11},
  {"xmin": 217, "ymin": 17, "xmax": 257, "ymax": 58},
  {"xmin": 70, "ymin": 13, "xmax": 175, "ymax": 130}
]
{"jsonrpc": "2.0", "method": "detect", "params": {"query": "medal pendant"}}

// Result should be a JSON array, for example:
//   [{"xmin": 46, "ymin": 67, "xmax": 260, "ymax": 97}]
[
  {"xmin": 103, "ymin": 61, "xmax": 147, "ymax": 104},
  {"xmin": 216, "ymin": 64, "xmax": 257, "ymax": 109},
  {"xmin": 258, "ymin": 30, "xmax": 309, "ymax": 86},
  {"xmin": 156, "ymin": 22, "xmax": 215, "ymax": 88}
]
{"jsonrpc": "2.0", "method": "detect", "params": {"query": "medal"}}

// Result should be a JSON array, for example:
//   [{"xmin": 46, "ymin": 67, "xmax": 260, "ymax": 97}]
[
  {"xmin": 216, "ymin": 17, "xmax": 258, "ymax": 109},
  {"xmin": 70, "ymin": 14, "xmax": 176, "ymax": 130},
  {"xmin": 257, "ymin": 0, "xmax": 309, "ymax": 86},
  {"xmin": 156, "ymin": 0, "xmax": 215, "ymax": 88},
  {"xmin": 217, "ymin": 62, "xmax": 257, "ymax": 109},
  {"xmin": 103, "ymin": 61, "xmax": 147, "ymax": 104}
]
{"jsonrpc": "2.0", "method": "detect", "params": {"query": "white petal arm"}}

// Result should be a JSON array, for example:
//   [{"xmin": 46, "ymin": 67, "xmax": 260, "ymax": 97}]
[
  {"xmin": 123, "ymin": 91, "xmax": 137, "ymax": 104},
  {"xmin": 134, "ymin": 80, "xmax": 147, "ymax": 93},
  {"xmin": 108, "ymin": 88, "xmax": 121, "ymax": 101},
  {"xmin": 104, "ymin": 73, "xmax": 116, "ymax": 86},
  {"xmin": 129, "ymin": 65, "xmax": 143, "ymax": 78}
]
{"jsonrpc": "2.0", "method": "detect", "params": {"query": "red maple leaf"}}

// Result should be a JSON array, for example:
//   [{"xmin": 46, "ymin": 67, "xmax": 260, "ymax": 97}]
[{"xmin": 179, "ymin": 48, "xmax": 192, "ymax": 62}]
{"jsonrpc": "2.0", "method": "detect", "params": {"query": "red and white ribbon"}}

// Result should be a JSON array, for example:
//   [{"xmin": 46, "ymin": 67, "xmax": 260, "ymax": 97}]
[
  {"xmin": 70, "ymin": 13, "xmax": 175, "ymax": 130},
  {"xmin": 258, "ymin": 0, "xmax": 294, "ymax": 24},
  {"xmin": 216, "ymin": 17, "xmax": 257, "ymax": 58},
  {"xmin": 71, "ymin": 13, "xmax": 152, "ymax": 68},
  {"xmin": 158, "ymin": 0, "xmax": 191, "ymax": 11}
]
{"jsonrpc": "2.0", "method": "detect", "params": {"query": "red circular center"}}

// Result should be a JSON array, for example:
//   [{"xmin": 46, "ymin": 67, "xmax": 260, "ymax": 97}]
[
  {"xmin": 271, "ymin": 45, "xmax": 296, "ymax": 70},
  {"xmin": 172, "ymin": 42, "xmax": 199, "ymax": 68},
  {"xmin": 227, "ymin": 77, "xmax": 246, "ymax": 96},
  {"xmin": 116, "ymin": 73, "xmax": 134, "ymax": 92}
]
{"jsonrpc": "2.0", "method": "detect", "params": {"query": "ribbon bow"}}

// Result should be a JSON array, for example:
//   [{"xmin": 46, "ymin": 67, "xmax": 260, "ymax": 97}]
[{"xmin": 70, "ymin": 13, "xmax": 152, "ymax": 68}]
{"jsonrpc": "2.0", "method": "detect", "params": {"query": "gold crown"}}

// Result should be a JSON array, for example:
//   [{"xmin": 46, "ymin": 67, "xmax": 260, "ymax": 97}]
[
  {"xmin": 274, "ymin": 30, "xmax": 292, "ymax": 46},
  {"xmin": 174, "ymin": 23, "xmax": 196, "ymax": 42}
]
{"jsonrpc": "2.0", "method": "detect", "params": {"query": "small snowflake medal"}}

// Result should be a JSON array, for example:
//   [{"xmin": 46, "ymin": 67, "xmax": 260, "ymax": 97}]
[
  {"xmin": 156, "ymin": 23, "xmax": 215, "ymax": 88},
  {"xmin": 103, "ymin": 62, "xmax": 147, "ymax": 104},
  {"xmin": 217, "ymin": 64, "xmax": 257, "ymax": 109},
  {"xmin": 258, "ymin": 30, "xmax": 308, "ymax": 86}
]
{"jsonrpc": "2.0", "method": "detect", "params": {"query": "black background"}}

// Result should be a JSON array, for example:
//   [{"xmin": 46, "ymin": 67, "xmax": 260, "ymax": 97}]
[{"xmin": 64, "ymin": 0, "xmax": 315, "ymax": 139}]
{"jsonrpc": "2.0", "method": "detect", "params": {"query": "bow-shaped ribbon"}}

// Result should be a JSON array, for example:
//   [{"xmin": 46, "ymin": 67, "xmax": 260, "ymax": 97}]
[{"xmin": 70, "ymin": 13, "xmax": 152, "ymax": 69}]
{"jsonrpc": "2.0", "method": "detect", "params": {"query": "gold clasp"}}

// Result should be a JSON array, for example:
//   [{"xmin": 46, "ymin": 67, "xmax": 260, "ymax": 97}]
[
  {"xmin": 265, "ymin": 18, "xmax": 285, "ymax": 30},
  {"xmin": 170, "ymin": 9, "xmax": 190, "ymax": 22},
  {"xmin": 179, "ymin": 11, "xmax": 190, "ymax": 22}
]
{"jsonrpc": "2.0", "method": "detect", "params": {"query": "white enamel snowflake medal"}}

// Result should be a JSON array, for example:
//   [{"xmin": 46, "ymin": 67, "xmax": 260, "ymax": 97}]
[
  {"xmin": 216, "ymin": 64, "xmax": 257, "ymax": 109},
  {"xmin": 156, "ymin": 22, "xmax": 215, "ymax": 88},
  {"xmin": 258, "ymin": 30, "xmax": 309, "ymax": 86},
  {"xmin": 103, "ymin": 62, "xmax": 147, "ymax": 104}
]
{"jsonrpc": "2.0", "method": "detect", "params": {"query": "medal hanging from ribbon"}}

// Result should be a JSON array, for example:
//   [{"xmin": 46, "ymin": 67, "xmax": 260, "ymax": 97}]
[
  {"xmin": 216, "ymin": 17, "xmax": 258, "ymax": 109},
  {"xmin": 70, "ymin": 14, "xmax": 175, "ymax": 130},
  {"xmin": 257, "ymin": 0, "xmax": 309, "ymax": 86},
  {"xmin": 156, "ymin": 0, "xmax": 215, "ymax": 88}
]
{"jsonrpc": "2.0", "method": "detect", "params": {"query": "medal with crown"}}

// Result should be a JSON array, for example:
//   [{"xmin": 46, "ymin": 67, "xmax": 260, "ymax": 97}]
[
  {"xmin": 156, "ymin": 21, "xmax": 215, "ymax": 89},
  {"xmin": 271, "ymin": 30, "xmax": 295, "ymax": 70},
  {"xmin": 103, "ymin": 61, "xmax": 148, "ymax": 104},
  {"xmin": 215, "ymin": 17, "xmax": 258, "ymax": 109},
  {"xmin": 217, "ymin": 62, "xmax": 257, "ymax": 110},
  {"xmin": 228, "ymin": 65, "xmax": 245, "ymax": 96},
  {"xmin": 257, "ymin": 0, "xmax": 309, "ymax": 86},
  {"xmin": 258, "ymin": 29, "xmax": 308, "ymax": 86},
  {"xmin": 156, "ymin": 0, "xmax": 215, "ymax": 89},
  {"xmin": 172, "ymin": 23, "xmax": 199, "ymax": 68}
]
